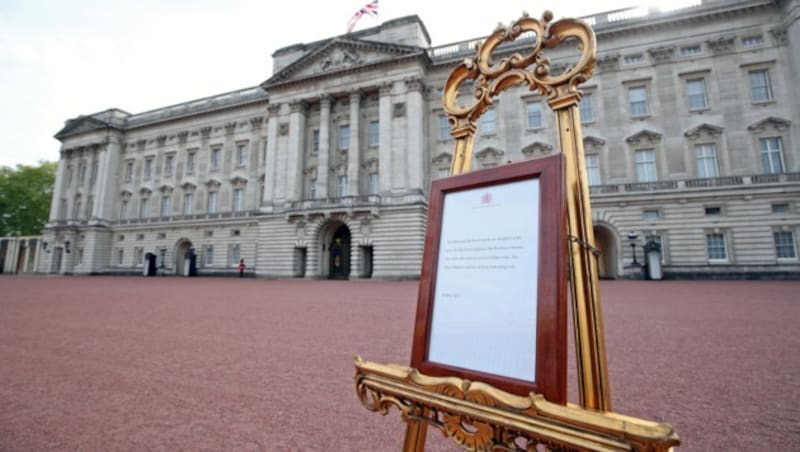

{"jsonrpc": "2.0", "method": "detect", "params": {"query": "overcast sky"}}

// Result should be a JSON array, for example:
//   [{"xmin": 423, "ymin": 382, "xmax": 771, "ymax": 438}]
[{"xmin": 0, "ymin": 0, "xmax": 694, "ymax": 167}]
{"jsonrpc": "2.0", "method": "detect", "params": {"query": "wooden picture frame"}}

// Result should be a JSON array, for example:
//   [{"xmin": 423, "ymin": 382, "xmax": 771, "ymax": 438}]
[{"xmin": 410, "ymin": 154, "xmax": 567, "ymax": 403}]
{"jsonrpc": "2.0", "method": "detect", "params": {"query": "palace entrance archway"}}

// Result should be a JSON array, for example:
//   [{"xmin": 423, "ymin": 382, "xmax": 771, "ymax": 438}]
[
  {"xmin": 319, "ymin": 221, "xmax": 351, "ymax": 280},
  {"xmin": 593, "ymin": 225, "xmax": 618, "ymax": 279},
  {"xmin": 174, "ymin": 239, "xmax": 193, "ymax": 276}
]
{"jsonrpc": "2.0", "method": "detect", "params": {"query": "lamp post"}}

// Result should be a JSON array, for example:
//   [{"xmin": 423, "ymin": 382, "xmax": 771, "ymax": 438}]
[{"xmin": 627, "ymin": 232, "xmax": 640, "ymax": 267}]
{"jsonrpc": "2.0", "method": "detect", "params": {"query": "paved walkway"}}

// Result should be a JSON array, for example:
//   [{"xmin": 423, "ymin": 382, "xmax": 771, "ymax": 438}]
[{"xmin": 0, "ymin": 276, "xmax": 798, "ymax": 451}]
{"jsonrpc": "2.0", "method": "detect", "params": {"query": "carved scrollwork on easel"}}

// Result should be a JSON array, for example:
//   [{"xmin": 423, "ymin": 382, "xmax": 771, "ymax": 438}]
[
  {"xmin": 443, "ymin": 11, "xmax": 596, "ymax": 174},
  {"xmin": 354, "ymin": 357, "xmax": 679, "ymax": 452}
]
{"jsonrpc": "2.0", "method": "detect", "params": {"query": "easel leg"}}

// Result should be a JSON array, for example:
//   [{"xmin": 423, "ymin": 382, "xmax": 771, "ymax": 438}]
[{"xmin": 402, "ymin": 416, "xmax": 428, "ymax": 452}]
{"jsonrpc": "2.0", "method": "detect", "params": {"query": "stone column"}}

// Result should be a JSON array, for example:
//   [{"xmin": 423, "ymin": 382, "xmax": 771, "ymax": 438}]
[
  {"xmin": 347, "ymin": 90, "xmax": 361, "ymax": 197},
  {"xmin": 248, "ymin": 117, "xmax": 264, "ymax": 210},
  {"xmin": 406, "ymin": 78, "xmax": 425, "ymax": 192},
  {"xmin": 316, "ymin": 95, "xmax": 331, "ymax": 199},
  {"xmin": 286, "ymin": 101, "xmax": 307, "ymax": 202},
  {"xmin": 378, "ymin": 82, "xmax": 393, "ymax": 195},
  {"xmin": 262, "ymin": 104, "xmax": 281, "ymax": 209},
  {"xmin": 49, "ymin": 156, "xmax": 67, "ymax": 222},
  {"xmin": 96, "ymin": 135, "xmax": 123, "ymax": 221}
]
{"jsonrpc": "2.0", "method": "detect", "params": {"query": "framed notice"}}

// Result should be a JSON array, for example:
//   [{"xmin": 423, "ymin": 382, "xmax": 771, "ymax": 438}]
[{"xmin": 410, "ymin": 154, "xmax": 567, "ymax": 403}]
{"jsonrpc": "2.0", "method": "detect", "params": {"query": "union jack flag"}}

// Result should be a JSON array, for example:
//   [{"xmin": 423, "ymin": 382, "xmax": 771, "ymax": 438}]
[{"xmin": 346, "ymin": 0, "xmax": 379, "ymax": 33}]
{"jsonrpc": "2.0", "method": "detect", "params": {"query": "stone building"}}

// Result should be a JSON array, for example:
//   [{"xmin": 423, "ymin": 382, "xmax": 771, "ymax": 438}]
[{"xmin": 35, "ymin": 0, "xmax": 800, "ymax": 279}]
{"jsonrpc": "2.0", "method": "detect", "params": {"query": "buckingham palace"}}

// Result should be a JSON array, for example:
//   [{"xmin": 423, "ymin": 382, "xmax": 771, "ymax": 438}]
[{"xmin": 19, "ymin": 0, "xmax": 799, "ymax": 279}]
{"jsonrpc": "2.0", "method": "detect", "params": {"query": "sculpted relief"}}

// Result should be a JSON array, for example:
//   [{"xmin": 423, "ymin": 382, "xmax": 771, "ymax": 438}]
[{"xmin": 320, "ymin": 47, "xmax": 361, "ymax": 72}]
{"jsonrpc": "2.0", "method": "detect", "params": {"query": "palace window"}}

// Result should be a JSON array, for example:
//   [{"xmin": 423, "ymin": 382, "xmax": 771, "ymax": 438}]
[
  {"xmin": 144, "ymin": 158, "xmax": 153, "ymax": 180},
  {"xmin": 59, "ymin": 198, "xmax": 67, "ymax": 220},
  {"xmin": 158, "ymin": 247, "xmax": 167, "ymax": 268},
  {"xmin": 585, "ymin": 154, "xmax": 601, "ymax": 186},
  {"xmin": 749, "ymin": 69, "xmax": 773, "ymax": 102},
  {"xmin": 230, "ymin": 244, "xmax": 241, "ymax": 266},
  {"xmin": 186, "ymin": 151, "xmax": 196, "ymax": 174},
  {"xmin": 759, "ymin": 137, "xmax": 784, "ymax": 174},
  {"xmin": 117, "ymin": 248, "xmax": 124, "ymax": 266},
  {"xmin": 211, "ymin": 148, "xmax": 221, "ymax": 171},
  {"xmin": 79, "ymin": 164, "xmax": 87, "ymax": 185},
  {"xmin": 308, "ymin": 179, "xmax": 316, "ymax": 200},
  {"xmin": 66, "ymin": 165, "xmax": 73, "ymax": 185},
  {"xmin": 139, "ymin": 197, "xmax": 149, "ymax": 219},
  {"xmin": 183, "ymin": 193, "xmax": 194, "ymax": 215},
  {"xmin": 207, "ymin": 191, "xmax": 218, "ymax": 214},
  {"xmin": 438, "ymin": 115, "xmax": 450, "ymax": 141},
  {"xmin": 772, "ymin": 203, "xmax": 790, "ymax": 214},
  {"xmin": 635, "ymin": 149, "xmax": 657, "ymax": 182},
  {"xmin": 236, "ymin": 143, "xmax": 247, "ymax": 166},
  {"xmin": 480, "ymin": 108, "xmax": 496, "ymax": 135},
  {"xmin": 643, "ymin": 209, "xmax": 660, "ymax": 219},
  {"xmin": 338, "ymin": 125, "xmax": 350, "ymax": 150},
  {"xmin": 337, "ymin": 175, "xmax": 348, "ymax": 197},
  {"xmin": 368, "ymin": 121, "xmax": 379, "ymax": 147},
  {"xmin": 232, "ymin": 188, "xmax": 244, "ymax": 212},
  {"xmin": 774, "ymin": 231, "xmax": 797, "ymax": 259},
  {"xmin": 741, "ymin": 35, "xmax": 764, "ymax": 48},
  {"xmin": 205, "ymin": 245, "xmax": 214, "ymax": 266},
  {"xmin": 680, "ymin": 45, "xmax": 702, "ymax": 57},
  {"xmin": 695, "ymin": 143, "xmax": 719, "ymax": 178},
  {"xmin": 368, "ymin": 172, "xmax": 379, "ymax": 195},
  {"xmin": 160, "ymin": 195, "xmax": 171, "ymax": 217},
  {"xmin": 164, "ymin": 155, "xmax": 174, "ymax": 176},
  {"xmin": 686, "ymin": 78, "xmax": 708, "ymax": 110},
  {"xmin": 311, "ymin": 129, "xmax": 320, "ymax": 154},
  {"xmin": 135, "ymin": 247, "xmax": 144, "ymax": 267},
  {"xmin": 623, "ymin": 54, "xmax": 644, "ymax": 65},
  {"xmin": 705, "ymin": 206, "xmax": 722, "ymax": 216},
  {"xmin": 120, "ymin": 200, "xmax": 129, "ymax": 220},
  {"xmin": 628, "ymin": 86, "xmax": 649, "ymax": 117},
  {"xmin": 527, "ymin": 102, "xmax": 542, "ymax": 129},
  {"xmin": 125, "ymin": 161, "xmax": 133, "ymax": 182},
  {"xmin": 73, "ymin": 196, "xmax": 82, "ymax": 219},
  {"xmin": 579, "ymin": 94, "xmax": 594, "ymax": 123},
  {"xmin": 706, "ymin": 232, "xmax": 728, "ymax": 261}
]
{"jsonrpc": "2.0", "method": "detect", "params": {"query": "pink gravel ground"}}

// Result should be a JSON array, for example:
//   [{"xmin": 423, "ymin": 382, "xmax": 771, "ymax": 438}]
[{"xmin": 0, "ymin": 276, "xmax": 798, "ymax": 451}]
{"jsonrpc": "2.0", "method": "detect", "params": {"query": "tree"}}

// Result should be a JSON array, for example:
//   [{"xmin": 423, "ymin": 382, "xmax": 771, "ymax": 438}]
[{"xmin": 0, "ymin": 161, "xmax": 57, "ymax": 237}]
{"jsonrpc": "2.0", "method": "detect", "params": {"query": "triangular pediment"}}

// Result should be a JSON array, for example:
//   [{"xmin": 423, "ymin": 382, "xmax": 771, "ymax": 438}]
[
  {"xmin": 475, "ymin": 147, "xmax": 504, "ymax": 160},
  {"xmin": 747, "ymin": 117, "xmax": 791, "ymax": 133},
  {"xmin": 263, "ymin": 38, "xmax": 425, "ymax": 88},
  {"xmin": 55, "ymin": 116, "xmax": 107, "ymax": 140},
  {"xmin": 521, "ymin": 142, "xmax": 553, "ymax": 157},
  {"xmin": 684, "ymin": 123, "xmax": 724, "ymax": 139},
  {"xmin": 625, "ymin": 129, "xmax": 662, "ymax": 145},
  {"xmin": 431, "ymin": 152, "xmax": 452, "ymax": 164},
  {"xmin": 583, "ymin": 136, "xmax": 606, "ymax": 148}
]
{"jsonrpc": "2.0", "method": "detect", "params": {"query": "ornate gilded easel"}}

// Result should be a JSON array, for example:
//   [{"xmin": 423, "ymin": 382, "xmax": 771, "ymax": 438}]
[{"xmin": 355, "ymin": 11, "xmax": 679, "ymax": 451}]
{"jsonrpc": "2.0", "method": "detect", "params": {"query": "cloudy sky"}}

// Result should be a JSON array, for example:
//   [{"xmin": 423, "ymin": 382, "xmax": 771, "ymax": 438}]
[{"xmin": 0, "ymin": 0, "xmax": 696, "ymax": 167}]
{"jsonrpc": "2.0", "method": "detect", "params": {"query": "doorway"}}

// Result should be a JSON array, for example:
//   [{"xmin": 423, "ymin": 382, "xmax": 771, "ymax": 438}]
[
  {"xmin": 328, "ymin": 225, "xmax": 351, "ymax": 279},
  {"xmin": 593, "ymin": 225, "xmax": 618, "ymax": 279},
  {"xmin": 174, "ymin": 239, "xmax": 193, "ymax": 276}
]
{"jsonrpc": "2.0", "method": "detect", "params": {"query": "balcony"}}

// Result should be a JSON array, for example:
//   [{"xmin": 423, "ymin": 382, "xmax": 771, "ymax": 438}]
[{"xmin": 589, "ymin": 172, "xmax": 800, "ymax": 196}]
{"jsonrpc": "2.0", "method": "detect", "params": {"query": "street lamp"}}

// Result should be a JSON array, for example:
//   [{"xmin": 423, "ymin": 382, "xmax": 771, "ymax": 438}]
[{"xmin": 627, "ymin": 231, "xmax": 640, "ymax": 267}]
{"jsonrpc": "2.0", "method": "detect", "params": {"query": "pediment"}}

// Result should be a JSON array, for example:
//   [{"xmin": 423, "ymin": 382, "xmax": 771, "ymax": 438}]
[
  {"xmin": 475, "ymin": 147, "xmax": 504, "ymax": 160},
  {"xmin": 626, "ymin": 129, "xmax": 662, "ymax": 145},
  {"xmin": 205, "ymin": 178, "xmax": 222, "ymax": 188},
  {"xmin": 120, "ymin": 190, "xmax": 133, "ymax": 198},
  {"xmin": 583, "ymin": 136, "xmax": 606, "ymax": 149},
  {"xmin": 55, "ymin": 116, "xmax": 107, "ymax": 140},
  {"xmin": 263, "ymin": 38, "xmax": 424, "ymax": 88},
  {"xmin": 158, "ymin": 184, "xmax": 174, "ymax": 193},
  {"xmin": 431, "ymin": 152, "xmax": 452, "ymax": 164},
  {"xmin": 684, "ymin": 123, "xmax": 724, "ymax": 139},
  {"xmin": 521, "ymin": 142, "xmax": 553, "ymax": 157},
  {"xmin": 139, "ymin": 187, "xmax": 152, "ymax": 196},
  {"xmin": 747, "ymin": 117, "xmax": 791, "ymax": 133},
  {"xmin": 230, "ymin": 175, "xmax": 248, "ymax": 185},
  {"xmin": 180, "ymin": 181, "xmax": 197, "ymax": 191}
]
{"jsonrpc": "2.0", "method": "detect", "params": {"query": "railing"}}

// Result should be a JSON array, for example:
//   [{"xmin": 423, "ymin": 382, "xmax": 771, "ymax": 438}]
[
  {"xmin": 125, "ymin": 87, "xmax": 267, "ymax": 127},
  {"xmin": 286, "ymin": 195, "xmax": 381, "ymax": 210},
  {"xmin": 427, "ymin": 1, "xmax": 706, "ymax": 61},
  {"xmin": 589, "ymin": 172, "xmax": 800, "ymax": 195},
  {"xmin": 111, "ymin": 210, "xmax": 260, "ymax": 226}
]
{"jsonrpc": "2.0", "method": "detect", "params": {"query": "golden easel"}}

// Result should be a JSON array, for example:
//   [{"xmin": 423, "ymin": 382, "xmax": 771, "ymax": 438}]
[{"xmin": 355, "ymin": 11, "xmax": 679, "ymax": 451}]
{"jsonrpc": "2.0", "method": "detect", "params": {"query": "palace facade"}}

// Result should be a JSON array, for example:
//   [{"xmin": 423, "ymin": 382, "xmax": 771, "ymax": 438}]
[{"xmin": 23, "ymin": 0, "xmax": 800, "ymax": 279}]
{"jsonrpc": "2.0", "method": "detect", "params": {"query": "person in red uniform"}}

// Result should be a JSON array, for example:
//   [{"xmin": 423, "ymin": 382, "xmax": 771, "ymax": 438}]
[{"xmin": 238, "ymin": 259, "xmax": 245, "ymax": 278}]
